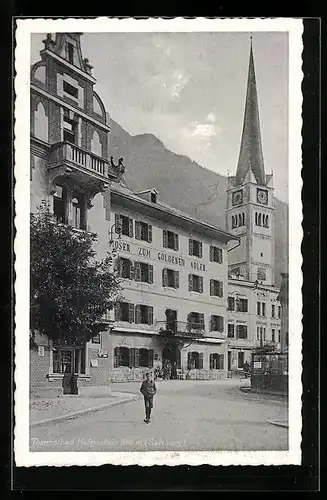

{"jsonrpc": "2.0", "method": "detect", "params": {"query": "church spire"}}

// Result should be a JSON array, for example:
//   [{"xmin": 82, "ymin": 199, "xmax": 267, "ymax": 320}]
[{"xmin": 235, "ymin": 39, "xmax": 266, "ymax": 186}]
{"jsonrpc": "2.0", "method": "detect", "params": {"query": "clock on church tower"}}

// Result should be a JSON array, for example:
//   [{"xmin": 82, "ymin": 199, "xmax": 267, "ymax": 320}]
[
  {"xmin": 257, "ymin": 188, "xmax": 268, "ymax": 205},
  {"xmin": 232, "ymin": 189, "xmax": 243, "ymax": 206}
]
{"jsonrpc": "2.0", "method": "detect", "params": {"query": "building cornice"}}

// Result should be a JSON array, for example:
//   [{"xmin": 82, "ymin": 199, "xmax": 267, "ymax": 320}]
[
  {"xmin": 40, "ymin": 49, "xmax": 97, "ymax": 84},
  {"xmin": 31, "ymin": 84, "xmax": 111, "ymax": 132}
]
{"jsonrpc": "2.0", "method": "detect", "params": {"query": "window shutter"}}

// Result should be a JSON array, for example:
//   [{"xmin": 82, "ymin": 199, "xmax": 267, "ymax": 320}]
[
  {"xmin": 135, "ymin": 305, "xmax": 141, "ymax": 324},
  {"xmin": 134, "ymin": 261, "xmax": 141, "ymax": 281},
  {"xmin": 209, "ymin": 245, "xmax": 214, "ymax": 262},
  {"xmin": 209, "ymin": 353, "xmax": 213, "ymax": 369},
  {"xmin": 115, "ymin": 257, "xmax": 122, "ymax": 276},
  {"xmin": 199, "ymin": 242, "xmax": 203, "ymax": 258},
  {"xmin": 209, "ymin": 316, "xmax": 213, "ymax": 331},
  {"xmin": 129, "ymin": 348, "xmax": 135, "ymax": 368},
  {"xmin": 148, "ymin": 349, "xmax": 154, "ymax": 368},
  {"xmin": 218, "ymin": 248, "xmax": 223, "ymax": 263},
  {"xmin": 128, "ymin": 218, "xmax": 133, "ymax": 237},
  {"xmin": 129, "ymin": 262, "xmax": 134, "ymax": 280},
  {"xmin": 163, "ymin": 229, "xmax": 168, "ymax": 248},
  {"xmin": 174, "ymin": 233, "xmax": 179, "ymax": 251},
  {"xmin": 187, "ymin": 352, "xmax": 192, "ymax": 370},
  {"xmin": 219, "ymin": 354, "xmax": 224, "ymax": 370},
  {"xmin": 148, "ymin": 265, "xmax": 153, "ymax": 284},
  {"xmin": 189, "ymin": 239, "xmax": 193, "ymax": 256},
  {"xmin": 134, "ymin": 348, "xmax": 140, "ymax": 368},
  {"xmin": 218, "ymin": 281, "xmax": 223, "ymax": 298},
  {"xmin": 162, "ymin": 268, "xmax": 168, "ymax": 287},
  {"xmin": 218, "ymin": 316, "xmax": 224, "ymax": 333},
  {"xmin": 199, "ymin": 276, "xmax": 203, "ymax": 294},
  {"xmin": 199, "ymin": 313, "xmax": 205, "ymax": 329},
  {"xmin": 188, "ymin": 274, "xmax": 193, "ymax": 291},
  {"xmin": 115, "ymin": 302, "xmax": 121, "ymax": 321},
  {"xmin": 115, "ymin": 213, "xmax": 120, "ymax": 233},
  {"xmin": 174, "ymin": 271, "xmax": 179, "ymax": 289},
  {"xmin": 210, "ymin": 279, "xmax": 215, "ymax": 296},
  {"xmin": 135, "ymin": 221, "xmax": 141, "ymax": 240},
  {"xmin": 199, "ymin": 353, "xmax": 204, "ymax": 369},
  {"xmin": 147, "ymin": 306, "xmax": 154, "ymax": 325},
  {"xmin": 128, "ymin": 303, "xmax": 135, "ymax": 323},
  {"xmin": 148, "ymin": 225, "xmax": 152, "ymax": 243},
  {"xmin": 114, "ymin": 347, "xmax": 120, "ymax": 367}
]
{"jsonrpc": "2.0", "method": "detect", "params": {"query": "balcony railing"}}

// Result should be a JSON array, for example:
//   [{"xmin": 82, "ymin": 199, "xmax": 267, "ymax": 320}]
[
  {"xmin": 156, "ymin": 321, "xmax": 205, "ymax": 338},
  {"xmin": 48, "ymin": 141, "xmax": 115, "ymax": 179}
]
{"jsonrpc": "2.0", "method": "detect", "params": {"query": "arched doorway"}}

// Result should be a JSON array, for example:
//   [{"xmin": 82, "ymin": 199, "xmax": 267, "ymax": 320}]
[{"xmin": 162, "ymin": 342, "xmax": 181, "ymax": 379}]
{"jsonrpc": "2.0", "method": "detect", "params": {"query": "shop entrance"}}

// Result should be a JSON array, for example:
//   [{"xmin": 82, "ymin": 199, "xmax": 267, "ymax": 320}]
[{"xmin": 162, "ymin": 343, "xmax": 181, "ymax": 379}]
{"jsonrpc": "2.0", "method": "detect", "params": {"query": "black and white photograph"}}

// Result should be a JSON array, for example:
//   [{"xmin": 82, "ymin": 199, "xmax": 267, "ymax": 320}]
[{"xmin": 14, "ymin": 18, "xmax": 303, "ymax": 467}]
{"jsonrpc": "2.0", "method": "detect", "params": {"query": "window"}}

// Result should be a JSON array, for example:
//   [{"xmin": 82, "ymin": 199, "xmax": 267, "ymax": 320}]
[
  {"xmin": 115, "ymin": 213, "xmax": 133, "ymax": 237},
  {"xmin": 53, "ymin": 184, "xmax": 67, "ymax": 224},
  {"xmin": 238, "ymin": 352, "xmax": 245, "ymax": 368},
  {"xmin": 67, "ymin": 43, "xmax": 74, "ymax": 64},
  {"xmin": 210, "ymin": 315, "xmax": 224, "ymax": 333},
  {"xmin": 257, "ymin": 302, "xmax": 261, "ymax": 316},
  {"xmin": 188, "ymin": 274, "xmax": 203, "ymax": 293},
  {"xmin": 163, "ymin": 230, "xmax": 179, "ymax": 250},
  {"xmin": 271, "ymin": 304, "xmax": 275, "ymax": 318},
  {"xmin": 228, "ymin": 324, "xmax": 235, "ymax": 338},
  {"xmin": 63, "ymin": 115, "xmax": 77, "ymax": 144},
  {"xmin": 236, "ymin": 298, "xmax": 248, "ymax": 313},
  {"xmin": 118, "ymin": 258, "xmax": 134, "ymax": 279},
  {"xmin": 53, "ymin": 347, "xmax": 85, "ymax": 374},
  {"xmin": 278, "ymin": 305, "xmax": 281, "ymax": 319},
  {"xmin": 210, "ymin": 279, "xmax": 223, "ymax": 297},
  {"xmin": 139, "ymin": 348, "xmax": 154, "ymax": 368},
  {"xmin": 210, "ymin": 353, "xmax": 224, "ymax": 370},
  {"xmin": 278, "ymin": 329, "xmax": 281, "ymax": 342},
  {"xmin": 272, "ymin": 329, "xmax": 275, "ymax": 343},
  {"xmin": 236, "ymin": 325, "xmax": 248, "ymax": 339},
  {"xmin": 228, "ymin": 297, "xmax": 235, "ymax": 311},
  {"xmin": 187, "ymin": 351, "xmax": 203, "ymax": 370},
  {"xmin": 114, "ymin": 346, "xmax": 130, "ymax": 367},
  {"xmin": 91, "ymin": 334, "xmax": 100, "ymax": 344},
  {"xmin": 115, "ymin": 302, "xmax": 134, "ymax": 323},
  {"xmin": 209, "ymin": 245, "xmax": 223, "ymax": 263},
  {"xmin": 162, "ymin": 268, "xmax": 179, "ymax": 289},
  {"xmin": 262, "ymin": 303, "xmax": 266, "ymax": 317},
  {"xmin": 189, "ymin": 238, "xmax": 203, "ymax": 258},
  {"xmin": 187, "ymin": 312, "xmax": 205, "ymax": 331},
  {"xmin": 231, "ymin": 216, "xmax": 237, "ymax": 229},
  {"xmin": 151, "ymin": 192, "xmax": 157, "ymax": 203},
  {"xmin": 134, "ymin": 262, "xmax": 153, "ymax": 284},
  {"xmin": 63, "ymin": 80, "xmax": 78, "ymax": 99},
  {"xmin": 135, "ymin": 305, "xmax": 154, "ymax": 325},
  {"xmin": 255, "ymin": 212, "xmax": 263, "ymax": 227},
  {"xmin": 257, "ymin": 267, "xmax": 266, "ymax": 281},
  {"xmin": 263, "ymin": 215, "xmax": 269, "ymax": 228},
  {"xmin": 72, "ymin": 196, "xmax": 86, "ymax": 230},
  {"xmin": 135, "ymin": 221, "xmax": 152, "ymax": 243}
]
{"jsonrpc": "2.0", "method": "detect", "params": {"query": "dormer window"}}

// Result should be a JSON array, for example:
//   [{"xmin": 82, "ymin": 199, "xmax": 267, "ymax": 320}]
[{"xmin": 67, "ymin": 43, "xmax": 74, "ymax": 64}]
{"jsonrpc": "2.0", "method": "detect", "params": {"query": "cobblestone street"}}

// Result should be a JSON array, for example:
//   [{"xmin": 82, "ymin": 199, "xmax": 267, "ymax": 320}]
[{"xmin": 30, "ymin": 379, "xmax": 288, "ymax": 452}]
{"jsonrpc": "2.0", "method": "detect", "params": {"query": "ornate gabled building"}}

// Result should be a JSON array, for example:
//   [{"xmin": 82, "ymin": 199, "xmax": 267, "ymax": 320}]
[
  {"xmin": 29, "ymin": 33, "xmax": 238, "ymax": 388},
  {"xmin": 225, "ymin": 41, "xmax": 282, "ymax": 371}
]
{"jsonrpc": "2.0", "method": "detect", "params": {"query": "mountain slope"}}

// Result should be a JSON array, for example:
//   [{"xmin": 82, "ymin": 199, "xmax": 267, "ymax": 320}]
[{"xmin": 109, "ymin": 119, "xmax": 288, "ymax": 287}]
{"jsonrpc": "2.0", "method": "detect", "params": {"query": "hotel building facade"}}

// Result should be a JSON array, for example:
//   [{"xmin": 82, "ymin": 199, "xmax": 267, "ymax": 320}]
[{"xmin": 29, "ymin": 32, "xmax": 239, "ymax": 387}]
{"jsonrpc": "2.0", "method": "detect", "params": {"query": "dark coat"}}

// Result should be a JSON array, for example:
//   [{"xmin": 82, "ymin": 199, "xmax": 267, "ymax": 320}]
[{"xmin": 140, "ymin": 380, "xmax": 157, "ymax": 399}]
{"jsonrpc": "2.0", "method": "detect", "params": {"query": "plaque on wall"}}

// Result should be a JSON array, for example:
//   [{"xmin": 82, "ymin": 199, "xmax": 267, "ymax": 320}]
[{"xmin": 232, "ymin": 189, "xmax": 243, "ymax": 206}]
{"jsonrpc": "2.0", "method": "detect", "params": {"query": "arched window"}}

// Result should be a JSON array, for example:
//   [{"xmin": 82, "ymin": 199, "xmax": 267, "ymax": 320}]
[
  {"xmin": 210, "ymin": 353, "xmax": 224, "ymax": 370},
  {"xmin": 255, "ymin": 212, "xmax": 258, "ymax": 225},
  {"xmin": 34, "ymin": 102, "xmax": 48, "ymax": 142},
  {"xmin": 93, "ymin": 94, "xmax": 103, "ymax": 116},
  {"xmin": 34, "ymin": 65, "xmax": 46, "ymax": 83},
  {"xmin": 258, "ymin": 213, "xmax": 262, "ymax": 226},
  {"xmin": 242, "ymin": 213, "xmax": 245, "ymax": 226},
  {"xmin": 238, "ymin": 213, "xmax": 242, "ymax": 226},
  {"xmin": 72, "ymin": 195, "xmax": 86, "ymax": 230},
  {"xmin": 114, "ymin": 346, "xmax": 130, "ymax": 367},
  {"xmin": 53, "ymin": 184, "xmax": 67, "ymax": 224},
  {"xmin": 265, "ymin": 215, "xmax": 269, "ymax": 228},
  {"xmin": 187, "ymin": 351, "xmax": 203, "ymax": 370},
  {"xmin": 91, "ymin": 130, "xmax": 102, "ymax": 157}
]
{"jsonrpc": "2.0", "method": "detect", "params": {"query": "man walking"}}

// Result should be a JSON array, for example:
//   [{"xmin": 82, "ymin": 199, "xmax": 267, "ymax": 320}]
[{"xmin": 140, "ymin": 371, "xmax": 157, "ymax": 423}]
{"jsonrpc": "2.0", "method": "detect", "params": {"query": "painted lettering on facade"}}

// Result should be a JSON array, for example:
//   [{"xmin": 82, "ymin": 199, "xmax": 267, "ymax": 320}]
[
  {"xmin": 190, "ymin": 261, "xmax": 206, "ymax": 272},
  {"xmin": 138, "ymin": 247, "xmax": 151, "ymax": 258},
  {"xmin": 157, "ymin": 252, "xmax": 185, "ymax": 266},
  {"xmin": 113, "ymin": 240, "xmax": 131, "ymax": 252}
]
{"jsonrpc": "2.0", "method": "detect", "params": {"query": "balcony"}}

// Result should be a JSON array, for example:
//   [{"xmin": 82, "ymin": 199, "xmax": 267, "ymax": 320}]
[
  {"xmin": 156, "ymin": 321, "xmax": 205, "ymax": 339},
  {"xmin": 48, "ymin": 141, "xmax": 117, "ymax": 194}
]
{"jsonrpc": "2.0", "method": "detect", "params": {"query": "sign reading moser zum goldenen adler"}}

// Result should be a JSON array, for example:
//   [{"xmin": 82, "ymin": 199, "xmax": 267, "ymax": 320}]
[{"xmin": 111, "ymin": 240, "xmax": 206, "ymax": 271}]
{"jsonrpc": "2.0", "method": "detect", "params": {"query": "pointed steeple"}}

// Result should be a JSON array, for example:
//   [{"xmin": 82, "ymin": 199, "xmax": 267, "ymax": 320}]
[{"xmin": 235, "ymin": 39, "xmax": 266, "ymax": 186}]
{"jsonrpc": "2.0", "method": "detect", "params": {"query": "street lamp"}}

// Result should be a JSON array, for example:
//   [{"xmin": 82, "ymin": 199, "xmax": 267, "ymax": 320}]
[{"xmin": 109, "ymin": 221, "xmax": 122, "ymax": 246}]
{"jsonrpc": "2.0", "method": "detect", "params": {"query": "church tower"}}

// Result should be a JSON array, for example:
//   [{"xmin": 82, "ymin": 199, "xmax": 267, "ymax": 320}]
[{"xmin": 226, "ymin": 40, "xmax": 275, "ymax": 286}]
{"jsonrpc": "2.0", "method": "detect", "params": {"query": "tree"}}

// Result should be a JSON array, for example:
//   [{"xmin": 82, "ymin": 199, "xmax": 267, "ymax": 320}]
[{"xmin": 30, "ymin": 201, "xmax": 122, "ymax": 346}]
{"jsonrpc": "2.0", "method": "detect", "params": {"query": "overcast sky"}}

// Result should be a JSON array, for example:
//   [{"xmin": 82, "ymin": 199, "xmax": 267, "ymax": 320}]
[{"xmin": 31, "ymin": 32, "xmax": 289, "ymax": 203}]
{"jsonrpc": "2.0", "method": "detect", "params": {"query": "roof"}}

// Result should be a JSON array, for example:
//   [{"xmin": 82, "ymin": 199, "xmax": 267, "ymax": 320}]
[{"xmin": 110, "ymin": 181, "xmax": 238, "ymax": 244}]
